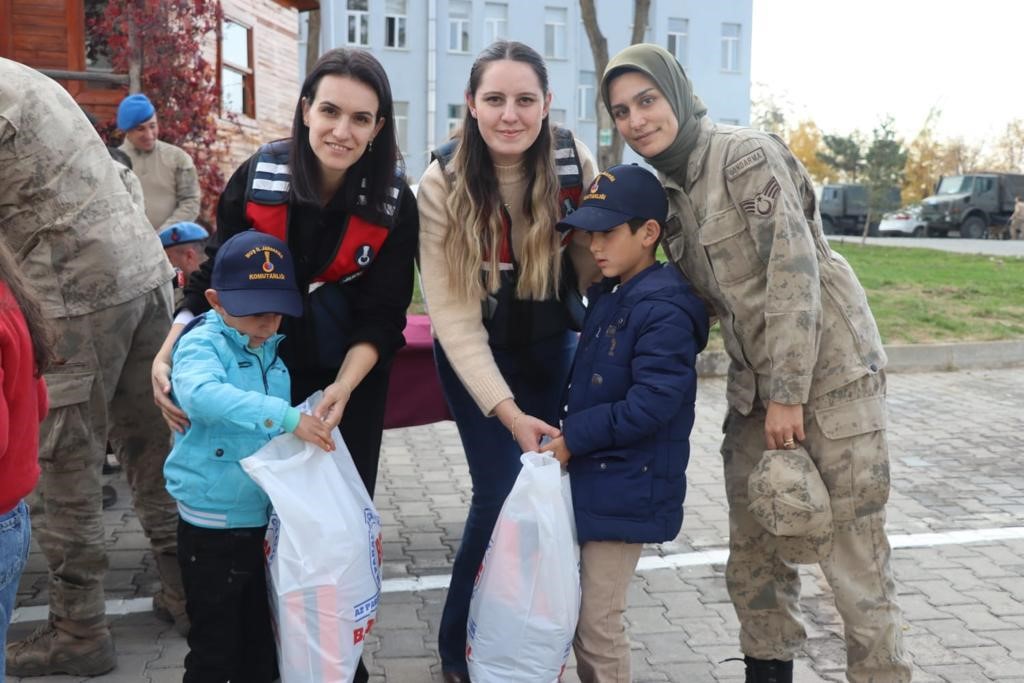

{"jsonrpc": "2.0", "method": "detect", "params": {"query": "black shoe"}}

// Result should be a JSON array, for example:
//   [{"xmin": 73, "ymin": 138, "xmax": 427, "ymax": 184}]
[
  {"xmin": 101, "ymin": 485, "xmax": 117, "ymax": 510},
  {"xmin": 744, "ymin": 656, "xmax": 793, "ymax": 683},
  {"xmin": 442, "ymin": 672, "xmax": 470, "ymax": 683}
]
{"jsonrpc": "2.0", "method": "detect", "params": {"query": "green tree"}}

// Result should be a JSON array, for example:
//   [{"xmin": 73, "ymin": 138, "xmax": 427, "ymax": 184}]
[
  {"xmin": 817, "ymin": 133, "xmax": 863, "ymax": 182},
  {"xmin": 862, "ymin": 118, "xmax": 907, "ymax": 240}
]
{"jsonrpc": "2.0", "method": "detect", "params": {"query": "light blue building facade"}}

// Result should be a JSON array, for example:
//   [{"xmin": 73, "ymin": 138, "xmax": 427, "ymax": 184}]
[{"xmin": 311, "ymin": 0, "xmax": 752, "ymax": 179}]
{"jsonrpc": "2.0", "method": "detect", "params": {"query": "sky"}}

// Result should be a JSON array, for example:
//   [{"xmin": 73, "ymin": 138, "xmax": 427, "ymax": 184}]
[{"xmin": 749, "ymin": 0, "xmax": 1024, "ymax": 146}]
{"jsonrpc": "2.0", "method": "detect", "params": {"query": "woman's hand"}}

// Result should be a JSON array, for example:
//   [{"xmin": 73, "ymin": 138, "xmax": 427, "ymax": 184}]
[
  {"xmin": 764, "ymin": 401, "xmax": 805, "ymax": 450},
  {"xmin": 314, "ymin": 380, "xmax": 353, "ymax": 431},
  {"xmin": 510, "ymin": 413, "xmax": 562, "ymax": 453},
  {"xmin": 151, "ymin": 355, "xmax": 190, "ymax": 433}
]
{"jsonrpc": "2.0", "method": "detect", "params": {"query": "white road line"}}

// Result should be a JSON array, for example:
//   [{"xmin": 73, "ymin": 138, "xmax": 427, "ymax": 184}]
[{"xmin": 13, "ymin": 526, "xmax": 1024, "ymax": 624}]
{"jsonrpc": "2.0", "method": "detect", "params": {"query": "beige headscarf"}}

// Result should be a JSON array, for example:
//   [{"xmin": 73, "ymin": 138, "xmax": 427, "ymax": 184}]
[{"xmin": 601, "ymin": 43, "xmax": 707, "ymax": 185}]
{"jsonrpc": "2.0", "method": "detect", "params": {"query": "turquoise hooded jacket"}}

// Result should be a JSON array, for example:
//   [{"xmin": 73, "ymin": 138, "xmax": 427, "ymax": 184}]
[{"xmin": 163, "ymin": 310, "xmax": 293, "ymax": 529}]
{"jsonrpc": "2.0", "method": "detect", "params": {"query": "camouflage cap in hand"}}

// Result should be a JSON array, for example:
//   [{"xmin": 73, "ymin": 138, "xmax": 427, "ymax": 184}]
[{"xmin": 747, "ymin": 446, "xmax": 833, "ymax": 565}]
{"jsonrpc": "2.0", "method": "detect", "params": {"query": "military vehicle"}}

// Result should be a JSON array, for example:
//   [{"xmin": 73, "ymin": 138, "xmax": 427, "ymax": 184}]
[
  {"xmin": 920, "ymin": 172, "xmax": 1024, "ymax": 238},
  {"xmin": 818, "ymin": 184, "xmax": 900, "ymax": 236}
]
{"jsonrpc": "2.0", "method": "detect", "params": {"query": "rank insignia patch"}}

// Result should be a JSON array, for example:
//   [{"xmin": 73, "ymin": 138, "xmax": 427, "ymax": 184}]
[{"xmin": 740, "ymin": 177, "xmax": 781, "ymax": 217}]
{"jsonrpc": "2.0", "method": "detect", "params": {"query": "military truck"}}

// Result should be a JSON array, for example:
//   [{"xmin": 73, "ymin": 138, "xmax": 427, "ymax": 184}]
[
  {"xmin": 920, "ymin": 172, "xmax": 1024, "ymax": 238},
  {"xmin": 818, "ymin": 184, "xmax": 900, "ymax": 236}
]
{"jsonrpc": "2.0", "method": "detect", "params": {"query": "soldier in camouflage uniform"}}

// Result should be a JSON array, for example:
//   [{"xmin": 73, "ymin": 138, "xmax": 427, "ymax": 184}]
[
  {"xmin": 1010, "ymin": 196, "xmax": 1024, "ymax": 240},
  {"xmin": 0, "ymin": 58, "xmax": 185, "ymax": 677},
  {"xmin": 601, "ymin": 45, "xmax": 912, "ymax": 683}
]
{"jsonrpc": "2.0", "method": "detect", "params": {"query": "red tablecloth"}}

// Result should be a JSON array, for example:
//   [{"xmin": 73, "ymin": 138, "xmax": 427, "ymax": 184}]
[{"xmin": 383, "ymin": 315, "xmax": 452, "ymax": 429}]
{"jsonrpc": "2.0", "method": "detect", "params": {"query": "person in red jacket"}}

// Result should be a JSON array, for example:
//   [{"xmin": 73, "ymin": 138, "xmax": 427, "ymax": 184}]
[{"xmin": 0, "ymin": 238, "xmax": 53, "ymax": 676}]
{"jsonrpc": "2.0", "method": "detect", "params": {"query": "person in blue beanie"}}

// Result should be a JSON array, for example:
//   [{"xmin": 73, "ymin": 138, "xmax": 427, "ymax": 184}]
[
  {"xmin": 164, "ymin": 230, "xmax": 334, "ymax": 682},
  {"xmin": 117, "ymin": 93, "xmax": 201, "ymax": 231},
  {"xmin": 546, "ymin": 164, "xmax": 709, "ymax": 683}
]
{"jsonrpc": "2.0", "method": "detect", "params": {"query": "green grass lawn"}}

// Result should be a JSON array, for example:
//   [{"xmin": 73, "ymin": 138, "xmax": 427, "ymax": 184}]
[
  {"xmin": 832, "ymin": 243, "xmax": 1024, "ymax": 345},
  {"xmin": 410, "ymin": 244, "xmax": 1024, "ymax": 347}
]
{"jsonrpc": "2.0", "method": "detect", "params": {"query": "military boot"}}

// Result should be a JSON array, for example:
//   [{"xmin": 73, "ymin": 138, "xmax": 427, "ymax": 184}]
[
  {"xmin": 744, "ymin": 656, "xmax": 793, "ymax": 683},
  {"xmin": 151, "ymin": 552, "xmax": 190, "ymax": 637},
  {"xmin": 5, "ymin": 614, "xmax": 115, "ymax": 677}
]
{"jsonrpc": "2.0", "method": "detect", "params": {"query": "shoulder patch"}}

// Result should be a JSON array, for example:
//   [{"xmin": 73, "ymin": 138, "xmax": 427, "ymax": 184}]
[
  {"xmin": 725, "ymin": 147, "xmax": 766, "ymax": 181},
  {"xmin": 739, "ymin": 177, "xmax": 781, "ymax": 218}
]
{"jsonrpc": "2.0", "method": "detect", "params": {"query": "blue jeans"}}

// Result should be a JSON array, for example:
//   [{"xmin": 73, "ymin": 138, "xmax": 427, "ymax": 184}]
[
  {"xmin": 435, "ymin": 331, "xmax": 576, "ymax": 675},
  {"xmin": 1, "ymin": 500, "xmax": 32, "ymax": 675}
]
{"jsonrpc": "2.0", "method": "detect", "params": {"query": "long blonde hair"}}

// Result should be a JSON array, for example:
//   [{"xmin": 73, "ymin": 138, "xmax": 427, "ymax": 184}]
[{"xmin": 442, "ymin": 41, "xmax": 562, "ymax": 302}]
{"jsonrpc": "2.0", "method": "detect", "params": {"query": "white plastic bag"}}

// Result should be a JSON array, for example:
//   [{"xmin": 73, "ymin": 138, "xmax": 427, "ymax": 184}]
[
  {"xmin": 466, "ymin": 451, "xmax": 581, "ymax": 683},
  {"xmin": 241, "ymin": 393, "xmax": 381, "ymax": 683}
]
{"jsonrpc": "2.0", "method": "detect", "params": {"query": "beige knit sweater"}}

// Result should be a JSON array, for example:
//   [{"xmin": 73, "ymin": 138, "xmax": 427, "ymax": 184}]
[{"xmin": 417, "ymin": 139, "xmax": 598, "ymax": 416}]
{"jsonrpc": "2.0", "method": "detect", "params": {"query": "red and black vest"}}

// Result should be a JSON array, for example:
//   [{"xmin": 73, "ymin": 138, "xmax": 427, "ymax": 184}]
[
  {"xmin": 243, "ymin": 139, "xmax": 402, "ymax": 284},
  {"xmin": 432, "ymin": 128, "xmax": 586, "ymax": 349},
  {"xmin": 242, "ymin": 140, "xmax": 405, "ymax": 371}
]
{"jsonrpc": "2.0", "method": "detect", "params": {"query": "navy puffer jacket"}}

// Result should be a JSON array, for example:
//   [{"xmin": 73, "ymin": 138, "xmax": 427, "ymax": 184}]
[{"xmin": 562, "ymin": 263, "xmax": 709, "ymax": 544}]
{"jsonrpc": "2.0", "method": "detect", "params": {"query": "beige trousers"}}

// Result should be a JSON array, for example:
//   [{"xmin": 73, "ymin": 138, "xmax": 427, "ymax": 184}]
[{"xmin": 573, "ymin": 540, "xmax": 643, "ymax": 683}]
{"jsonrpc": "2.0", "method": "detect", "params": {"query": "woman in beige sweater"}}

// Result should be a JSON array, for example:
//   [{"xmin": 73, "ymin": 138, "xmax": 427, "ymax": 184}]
[{"xmin": 417, "ymin": 40, "xmax": 597, "ymax": 682}]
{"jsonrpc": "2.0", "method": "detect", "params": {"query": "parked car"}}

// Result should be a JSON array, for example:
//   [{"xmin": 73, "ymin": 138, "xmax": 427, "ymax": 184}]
[{"xmin": 878, "ymin": 204, "xmax": 927, "ymax": 237}]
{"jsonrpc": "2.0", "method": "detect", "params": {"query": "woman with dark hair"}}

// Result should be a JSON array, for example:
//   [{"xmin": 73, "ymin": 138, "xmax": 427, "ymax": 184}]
[
  {"xmin": 417, "ymin": 40, "xmax": 598, "ymax": 682},
  {"xmin": 151, "ymin": 47, "xmax": 418, "ymax": 681},
  {"xmin": 0, "ymin": 237, "xmax": 53, "ymax": 675}
]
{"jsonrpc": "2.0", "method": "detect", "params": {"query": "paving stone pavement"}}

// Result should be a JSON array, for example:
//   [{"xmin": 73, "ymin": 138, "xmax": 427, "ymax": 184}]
[{"xmin": 7, "ymin": 367, "xmax": 1024, "ymax": 682}]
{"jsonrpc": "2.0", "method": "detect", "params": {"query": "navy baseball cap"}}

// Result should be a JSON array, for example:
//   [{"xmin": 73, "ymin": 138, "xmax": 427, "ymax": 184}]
[
  {"xmin": 557, "ymin": 164, "xmax": 669, "ymax": 233},
  {"xmin": 211, "ymin": 231, "xmax": 303, "ymax": 317},
  {"xmin": 159, "ymin": 221, "xmax": 209, "ymax": 248}
]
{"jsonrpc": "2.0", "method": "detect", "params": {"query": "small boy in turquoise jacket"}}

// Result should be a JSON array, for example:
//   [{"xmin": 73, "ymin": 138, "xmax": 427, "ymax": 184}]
[{"xmin": 163, "ymin": 230, "xmax": 333, "ymax": 682}]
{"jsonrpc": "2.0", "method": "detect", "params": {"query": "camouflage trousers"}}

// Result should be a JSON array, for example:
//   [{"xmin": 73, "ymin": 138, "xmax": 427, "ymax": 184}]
[
  {"xmin": 31, "ymin": 283, "xmax": 179, "ymax": 621},
  {"xmin": 721, "ymin": 372, "xmax": 912, "ymax": 682},
  {"xmin": 1011, "ymin": 219, "xmax": 1024, "ymax": 240}
]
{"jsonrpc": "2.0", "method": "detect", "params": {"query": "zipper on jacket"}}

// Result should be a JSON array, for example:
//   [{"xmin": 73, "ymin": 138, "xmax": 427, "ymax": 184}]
[{"xmin": 243, "ymin": 346, "xmax": 278, "ymax": 394}]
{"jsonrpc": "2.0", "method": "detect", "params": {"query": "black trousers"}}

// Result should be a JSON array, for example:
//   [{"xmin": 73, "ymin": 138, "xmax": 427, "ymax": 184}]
[
  {"xmin": 290, "ymin": 362, "xmax": 389, "ymax": 683},
  {"xmin": 178, "ymin": 519, "xmax": 277, "ymax": 683}
]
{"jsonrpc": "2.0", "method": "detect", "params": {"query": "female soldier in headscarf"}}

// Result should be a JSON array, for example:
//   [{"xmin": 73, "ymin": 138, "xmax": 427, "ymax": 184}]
[{"xmin": 600, "ymin": 44, "xmax": 911, "ymax": 683}]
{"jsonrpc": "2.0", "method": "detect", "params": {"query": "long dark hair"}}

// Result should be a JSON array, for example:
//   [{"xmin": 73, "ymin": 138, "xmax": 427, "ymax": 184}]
[
  {"xmin": 289, "ymin": 48, "xmax": 400, "ymax": 214},
  {"xmin": 445, "ymin": 40, "xmax": 561, "ymax": 300},
  {"xmin": 0, "ymin": 240, "xmax": 55, "ymax": 377}
]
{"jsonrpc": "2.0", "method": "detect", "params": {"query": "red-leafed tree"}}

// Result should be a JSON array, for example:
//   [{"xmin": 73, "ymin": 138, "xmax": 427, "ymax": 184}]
[{"xmin": 91, "ymin": 0, "xmax": 226, "ymax": 222}]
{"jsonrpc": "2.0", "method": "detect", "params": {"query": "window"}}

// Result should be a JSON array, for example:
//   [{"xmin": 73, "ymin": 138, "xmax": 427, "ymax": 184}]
[
  {"xmin": 544, "ymin": 7, "xmax": 567, "ymax": 59},
  {"xmin": 84, "ymin": 0, "xmax": 113, "ymax": 72},
  {"xmin": 667, "ymin": 18, "xmax": 688, "ymax": 66},
  {"xmin": 577, "ymin": 71, "xmax": 595, "ymax": 121},
  {"xmin": 721, "ymin": 23, "xmax": 741, "ymax": 72},
  {"xmin": 385, "ymin": 0, "xmax": 407, "ymax": 48},
  {"xmin": 394, "ymin": 101, "xmax": 409, "ymax": 154},
  {"xmin": 221, "ymin": 18, "xmax": 254, "ymax": 117},
  {"xmin": 549, "ymin": 108, "xmax": 566, "ymax": 127},
  {"xmin": 447, "ymin": 104, "xmax": 466, "ymax": 135},
  {"xmin": 448, "ymin": 1, "xmax": 471, "ymax": 53},
  {"xmin": 484, "ymin": 3, "xmax": 508, "ymax": 45},
  {"xmin": 347, "ymin": 0, "xmax": 370, "ymax": 46}
]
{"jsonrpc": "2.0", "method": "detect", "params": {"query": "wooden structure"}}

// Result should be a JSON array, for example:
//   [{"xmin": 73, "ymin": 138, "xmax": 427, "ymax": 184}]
[{"xmin": 0, "ymin": 0, "xmax": 313, "ymax": 176}]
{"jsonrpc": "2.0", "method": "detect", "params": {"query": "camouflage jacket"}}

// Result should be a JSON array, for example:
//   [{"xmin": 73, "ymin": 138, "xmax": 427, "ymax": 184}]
[
  {"xmin": 662, "ymin": 117, "xmax": 886, "ymax": 414},
  {"xmin": 0, "ymin": 58, "xmax": 173, "ymax": 319}
]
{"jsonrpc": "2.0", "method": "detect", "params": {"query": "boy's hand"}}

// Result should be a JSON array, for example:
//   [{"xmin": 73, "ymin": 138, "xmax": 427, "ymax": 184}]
[
  {"xmin": 546, "ymin": 435, "xmax": 572, "ymax": 466},
  {"xmin": 294, "ymin": 413, "xmax": 335, "ymax": 453}
]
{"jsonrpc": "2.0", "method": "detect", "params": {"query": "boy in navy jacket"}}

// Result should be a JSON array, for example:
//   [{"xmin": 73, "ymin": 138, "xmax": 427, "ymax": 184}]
[
  {"xmin": 163, "ymin": 231, "xmax": 333, "ymax": 682},
  {"xmin": 548, "ymin": 164, "xmax": 709, "ymax": 683}
]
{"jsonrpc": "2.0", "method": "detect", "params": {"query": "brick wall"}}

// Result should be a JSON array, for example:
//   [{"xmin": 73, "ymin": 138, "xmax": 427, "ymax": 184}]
[{"xmin": 216, "ymin": 0, "xmax": 302, "ymax": 179}]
